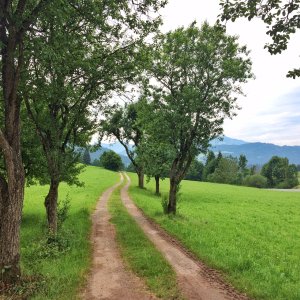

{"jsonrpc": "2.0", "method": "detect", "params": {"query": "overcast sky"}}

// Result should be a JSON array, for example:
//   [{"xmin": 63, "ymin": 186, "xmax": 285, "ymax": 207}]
[{"xmin": 160, "ymin": 0, "xmax": 300, "ymax": 146}]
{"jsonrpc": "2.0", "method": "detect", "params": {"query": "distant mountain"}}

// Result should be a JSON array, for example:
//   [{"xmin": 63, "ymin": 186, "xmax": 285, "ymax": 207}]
[
  {"xmin": 210, "ymin": 136, "xmax": 246, "ymax": 146},
  {"xmin": 90, "ymin": 145, "xmax": 131, "ymax": 166},
  {"xmin": 101, "ymin": 143, "xmax": 131, "ymax": 154},
  {"xmin": 95, "ymin": 137, "xmax": 300, "ymax": 167},
  {"xmin": 211, "ymin": 142, "xmax": 300, "ymax": 165}
]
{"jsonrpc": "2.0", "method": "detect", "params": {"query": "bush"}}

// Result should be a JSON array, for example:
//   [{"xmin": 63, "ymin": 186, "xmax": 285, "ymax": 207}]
[
  {"xmin": 161, "ymin": 194, "xmax": 168, "ymax": 214},
  {"xmin": 207, "ymin": 157, "xmax": 239, "ymax": 185},
  {"xmin": 100, "ymin": 150, "xmax": 124, "ymax": 171},
  {"xmin": 276, "ymin": 178, "xmax": 299, "ymax": 189},
  {"xmin": 57, "ymin": 194, "xmax": 71, "ymax": 230},
  {"xmin": 243, "ymin": 174, "xmax": 268, "ymax": 188}
]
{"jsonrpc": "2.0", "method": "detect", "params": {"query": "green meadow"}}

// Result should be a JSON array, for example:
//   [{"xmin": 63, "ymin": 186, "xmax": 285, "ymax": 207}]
[
  {"xmin": 128, "ymin": 173, "xmax": 300, "ymax": 300},
  {"xmin": 20, "ymin": 166, "xmax": 119, "ymax": 300}
]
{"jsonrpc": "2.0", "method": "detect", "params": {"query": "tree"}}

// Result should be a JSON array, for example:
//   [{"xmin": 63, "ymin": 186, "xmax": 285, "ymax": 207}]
[
  {"xmin": 102, "ymin": 101, "xmax": 145, "ymax": 188},
  {"xmin": 83, "ymin": 149, "xmax": 91, "ymax": 166},
  {"xmin": 220, "ymin": 0, "xmax": 300, "ymax": 78},
  {"xmin": 22, "ymin": 5, "xmax": 100, "ymax": 235},
  {"xmin": 238, "ymin": 154, "xmax": 248, "ymax": 182},
  {"xmin": 203, "ymin": 151, "xmax": 217, "ymax": 180},
  {"xmin": 0, "ymin": 0, "xmax": 51, "ymax": 283},
  {"xmin": 100, "ymin": 151, "xmax": 124, "ymax": 171},
  {"xmin": 138, "ymin": 138, "xmax": 174, "ymax": 195},
  {"xmin": 92, "ymin": 159, "xmax": 101, "ymax": 167},
  {"xmin": 22, "ymin": 0, "xmax": 167, "ymax": 235},
  {"xmin": 250, "ymin": 165, "xmax": 257, "ymax": 175},
  {"xmin": 143, "ymin": 22, "xmax": 252, "ymax": 213},
  {"xmin": 261, "ymin": 156, "xmax": 299, "ymax": 188},
  {"xmin": 1, "ymin": 0, "xmax": 166, "ymax": 281},
  {"xmin": 185, "ymin": 159, "xmax": 204, "ymax": 181},
  {"xmin": 208, "ymin": 157, "xmax": 239, "ymax": 184}
]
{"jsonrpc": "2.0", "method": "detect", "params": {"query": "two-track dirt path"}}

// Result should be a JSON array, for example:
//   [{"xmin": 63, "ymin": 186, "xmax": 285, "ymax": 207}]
[
  {"xmin": 82, "ymin": 173, "xmax": 156, "ymax": 300},
  {"xmin": 121, "ymin": 172, "xmax": 251, "ymax": 300}
]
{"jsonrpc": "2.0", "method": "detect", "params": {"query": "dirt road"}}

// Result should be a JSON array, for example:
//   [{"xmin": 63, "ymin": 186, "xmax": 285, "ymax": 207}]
[
  {"xmin": 82, "ymin": 173, "xmax": 156, "ymax": 300},
  {"xmin": 121, "ymin": 173, "xmax": 251, "ymax": 300}
]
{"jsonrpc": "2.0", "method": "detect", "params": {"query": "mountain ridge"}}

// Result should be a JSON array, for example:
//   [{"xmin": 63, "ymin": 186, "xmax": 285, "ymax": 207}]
[{"xmin": 92, "ymin": 137, "xmax": 300, "ymax": 166}]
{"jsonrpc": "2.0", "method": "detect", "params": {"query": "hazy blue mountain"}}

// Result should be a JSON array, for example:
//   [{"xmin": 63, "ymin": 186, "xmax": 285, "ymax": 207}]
[
  {"xmin": 95, "ymin": 137, "xmax": 300, "ymax": 166},
  {"xmin": 89, "ymin": 146, "xmax": 110, "ymax": 161},
  {"xmin": 210, "ymin": 136, "xmax": 246, "ymax": 146},
  {"xmin": 211, "ymin": 142, "xmax": 300, "ymax": 165},
  {"xmin": 101, "ymin": 142, "xmax": 131, "ymax": 154},
  {"xmin": 90, "ymin": 145, "xmax": 131, "ymax": 166}
]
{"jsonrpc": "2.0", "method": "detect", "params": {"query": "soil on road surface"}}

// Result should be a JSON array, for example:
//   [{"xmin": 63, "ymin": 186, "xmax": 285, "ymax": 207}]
[
  {"xmin": 82, "ymin": 173, "xmax": 156, "ymax": 300},
  {"xmin": 121, "ymin": 173, "xmax": 251, "ymax": 300}
]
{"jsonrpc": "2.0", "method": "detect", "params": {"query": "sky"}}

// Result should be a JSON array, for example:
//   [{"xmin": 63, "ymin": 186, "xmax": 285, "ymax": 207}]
[{"xmin": 160, "ymin": 0, "xmax": 300, "ymax": 146}]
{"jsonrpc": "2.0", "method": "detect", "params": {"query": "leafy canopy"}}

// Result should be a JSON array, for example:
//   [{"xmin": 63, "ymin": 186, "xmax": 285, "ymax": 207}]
[
  {"xmin": 100, "ymin": 151, "xmax": 124, "ymax": 171},
  {"xmin": 220, "ymin": 0, "xmax": 300, "ymax": 78},
  {"xmin": 143, "ymin": 22, "xmax": 253, "ymax": 181}
]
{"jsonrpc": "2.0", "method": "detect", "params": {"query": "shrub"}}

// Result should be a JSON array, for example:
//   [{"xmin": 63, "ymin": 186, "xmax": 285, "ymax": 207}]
[
  {"xmin": 161, "ymin": 194, "xmax": 168, "ymax": 214},
  {"xmin": 243, "ymin": 174, "xmax": 268, "ymax": 188},
  {"xmin": 100, "ymin": 150, "xmax": 124, "ymax": 171},
  {"xmin": 276, "ymin": 178, "xmax": 299, "ymax": 189},
  {"xmin": 57, "ymin": 194, "xmax": 71, "ymax": 230}
]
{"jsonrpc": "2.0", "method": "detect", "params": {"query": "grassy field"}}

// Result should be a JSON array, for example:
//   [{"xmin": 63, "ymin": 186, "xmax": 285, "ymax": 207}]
[
  {"xmin": 128, "ymin": 172, "xmax": 300, "ymax": 300},
  {"xmin": 20, "ymin": 166, "xmax": 119, "ymax": 300},
  {"xmin": 109, "ymin": 185, "xmax": 182, "ymax": 299}
]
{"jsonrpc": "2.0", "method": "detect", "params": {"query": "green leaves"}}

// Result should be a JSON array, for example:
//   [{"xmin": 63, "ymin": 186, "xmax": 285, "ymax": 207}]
[
  {"xmin": 139, "ymin": 22, "xmax": 252, "ymax": 195},
  {"xmin": 146, "ymin": 22, "xmax": 252, "ymax": 160},
  {"xmin": 20, "ymin": 0, "xmax": 167, "ymax": 185},
  {"xmin": 219, "ymin": 0, "xmax": 300, "ymax": 77}
]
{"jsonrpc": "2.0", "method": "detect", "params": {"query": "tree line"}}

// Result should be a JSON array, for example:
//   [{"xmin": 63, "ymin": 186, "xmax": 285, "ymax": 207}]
[{"xmin": 184, "ymin": 152, "xmax": 299, "ymax": 189}]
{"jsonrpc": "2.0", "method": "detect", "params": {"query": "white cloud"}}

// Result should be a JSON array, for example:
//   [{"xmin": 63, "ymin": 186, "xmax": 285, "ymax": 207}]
[{"xmin": 161, "ymin": 0, "xmax": 300, "ymax": 145}]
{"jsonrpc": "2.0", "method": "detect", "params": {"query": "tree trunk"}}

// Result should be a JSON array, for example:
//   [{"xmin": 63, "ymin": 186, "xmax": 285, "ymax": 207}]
[
  {"xmin": 45, "ymin": 179, "xmax": 59, "ymax": 235},
  {"xmin": 0, "ymin": 157, "xmax": 25, "ymax": 283},
  {"xmin": 168, "ymin": 177, "xmax": 178, "ymax": 214},
  {"xmin": 0, "ymin": 3, "xmax": 50, "ymax": 284},
  {"xmin": 155, "ymin": 175, "xmax": 160, "ymax": 195},
  {"xmin": 137, "ymin": 170, "xmax": 144, "ymax": 188}
]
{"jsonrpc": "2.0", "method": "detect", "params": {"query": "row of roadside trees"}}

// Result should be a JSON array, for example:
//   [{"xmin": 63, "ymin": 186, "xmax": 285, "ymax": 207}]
[
  {"xmin": 2, "ymin": 0, "xmax": 299, "ymax": 287},
  {"xmin": 101, "ymin": 22, "xmax": 253, "ymax": 213}
]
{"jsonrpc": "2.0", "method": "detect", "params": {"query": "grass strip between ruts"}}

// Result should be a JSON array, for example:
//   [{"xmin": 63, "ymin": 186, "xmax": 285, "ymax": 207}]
[{"xmin": 109, "ymin": 183, "xmax": 182, "ymax": 300}]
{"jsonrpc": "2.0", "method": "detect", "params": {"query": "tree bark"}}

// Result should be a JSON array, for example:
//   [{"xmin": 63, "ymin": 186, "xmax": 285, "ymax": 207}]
[
  {"xmin": 45, "ymin": 179, "xmax": 59, "ymax": 235},
  {"xmin": 0, "ymin": 1, "xmax": 50, "ymax": 284},
  {"xmin": 0, "ymin": 156, "xmax": 25, "ymax": 283},
  {"xmin": 137, "ymin": 169, "xmax": 144, "ymax": 188},
  {"xmin": 155, "ymin": 175, "xmax": 160, "ymax": 195},
  {"xmin": 168, "ymin": 176, "xmax": 178, "ymax": 214}
]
